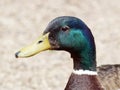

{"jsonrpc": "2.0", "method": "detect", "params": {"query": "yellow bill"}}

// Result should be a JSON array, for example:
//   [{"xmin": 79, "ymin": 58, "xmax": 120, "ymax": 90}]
[{"xmin": 15, "ymin": 33, "xmax": 51, "ymax": 58}]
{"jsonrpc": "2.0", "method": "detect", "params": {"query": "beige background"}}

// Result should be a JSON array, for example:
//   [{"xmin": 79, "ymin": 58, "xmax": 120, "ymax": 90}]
[{"xmin": 0, "ymin": 0, "xmax": 120, "ymax": 90}]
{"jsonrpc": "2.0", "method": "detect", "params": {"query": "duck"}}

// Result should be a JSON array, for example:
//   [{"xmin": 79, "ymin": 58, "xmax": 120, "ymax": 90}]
[{"xmin": 15, "ymin": 16, "xmax": 120, "ymax": 90}]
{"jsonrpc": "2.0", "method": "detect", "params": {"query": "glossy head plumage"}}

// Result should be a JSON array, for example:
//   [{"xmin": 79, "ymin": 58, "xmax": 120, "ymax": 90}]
[
  {"xmin": 43, "ymin": 16, "xmax": 95, "ymax": 53},
  {"xmin": 43, "ymin": 16, "xmax": 96, "ymax": 70},
  {"xmin": 15, "ymin": 16, "xmax": 96, "ymax": 71}
]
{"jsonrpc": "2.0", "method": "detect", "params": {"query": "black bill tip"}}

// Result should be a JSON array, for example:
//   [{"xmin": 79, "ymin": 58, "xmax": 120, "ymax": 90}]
[{"xmin": 15, "ymin": 51, "xmax": 21, "ymax": 58}]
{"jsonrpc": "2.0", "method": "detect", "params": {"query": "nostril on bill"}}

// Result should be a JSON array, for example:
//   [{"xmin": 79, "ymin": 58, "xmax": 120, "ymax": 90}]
[
  {"xmin": 38, "ymin": 40, "xmax": 43, "ymax": 44},
  {"xmin": 15, "ymin": 51, "xmax": 21, "ymax": 58}
]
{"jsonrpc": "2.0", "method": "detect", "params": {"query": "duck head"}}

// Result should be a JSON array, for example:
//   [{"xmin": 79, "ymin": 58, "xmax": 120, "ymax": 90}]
[{"xmin": 15, "ymin": 16, "xmax": 96, "ymax": 71}]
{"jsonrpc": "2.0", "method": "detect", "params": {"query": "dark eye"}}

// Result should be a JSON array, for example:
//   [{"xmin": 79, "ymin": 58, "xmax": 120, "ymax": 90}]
[{"xmin": 61, "ymin": 26, "xmax": 70, "ymax": 31}]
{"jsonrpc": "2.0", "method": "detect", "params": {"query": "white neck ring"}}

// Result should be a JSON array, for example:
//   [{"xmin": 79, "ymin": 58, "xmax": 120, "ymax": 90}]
[{"xmin": 73, "ymin": 69, "xmax": 97, "ymax": 75}]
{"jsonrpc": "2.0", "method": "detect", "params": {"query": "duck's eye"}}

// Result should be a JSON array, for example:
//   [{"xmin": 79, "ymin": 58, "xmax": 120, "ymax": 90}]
[
  {"xmin": 61, "ymin": 26, "xmax": 70, "ymax": 31},
  {"xmin": 38, "ymin": 40, "xmax": 43, "ymax": 44}
]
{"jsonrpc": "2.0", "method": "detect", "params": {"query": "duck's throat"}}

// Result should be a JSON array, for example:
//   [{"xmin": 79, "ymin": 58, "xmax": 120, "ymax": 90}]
[
  {"xmin": 65, "ymin": 51, "xmax": 103, "ymax": 90},
  {"xmin": 71, "ymin": 50, "xmax": 96, "ymax": 71}
]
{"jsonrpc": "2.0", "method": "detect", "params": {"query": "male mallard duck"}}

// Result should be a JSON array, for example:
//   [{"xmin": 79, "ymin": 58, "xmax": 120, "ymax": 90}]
[{"xmin": 15, "ymin": 16, "xmax": 120, "ymax": 90}]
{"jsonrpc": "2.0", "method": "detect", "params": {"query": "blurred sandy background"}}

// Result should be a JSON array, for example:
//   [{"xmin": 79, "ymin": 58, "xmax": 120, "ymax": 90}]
[{"xmin": 0, "ymin": 0, "xmax": 120, "ymax": 90}]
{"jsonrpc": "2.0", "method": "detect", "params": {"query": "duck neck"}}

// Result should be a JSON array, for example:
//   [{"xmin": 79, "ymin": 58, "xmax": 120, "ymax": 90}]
[
  {"xmin": 65, "ymin": 50, "xmax": 104, "ymax": 90},
  {"xmin": 70, "ymin": 46, "xmax": 96, "ymax": 71}
]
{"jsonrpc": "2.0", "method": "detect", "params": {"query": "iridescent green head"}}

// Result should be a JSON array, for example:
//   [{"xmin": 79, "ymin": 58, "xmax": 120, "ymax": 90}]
[{"xmin": 16, "ymin": 16, "xmax": 96, "ymax": 71}]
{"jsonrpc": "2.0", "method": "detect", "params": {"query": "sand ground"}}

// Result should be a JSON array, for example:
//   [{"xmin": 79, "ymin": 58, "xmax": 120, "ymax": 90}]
[{"xmin": 0, "ymin": 0, "xmax": 120, "ymax": 90}]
